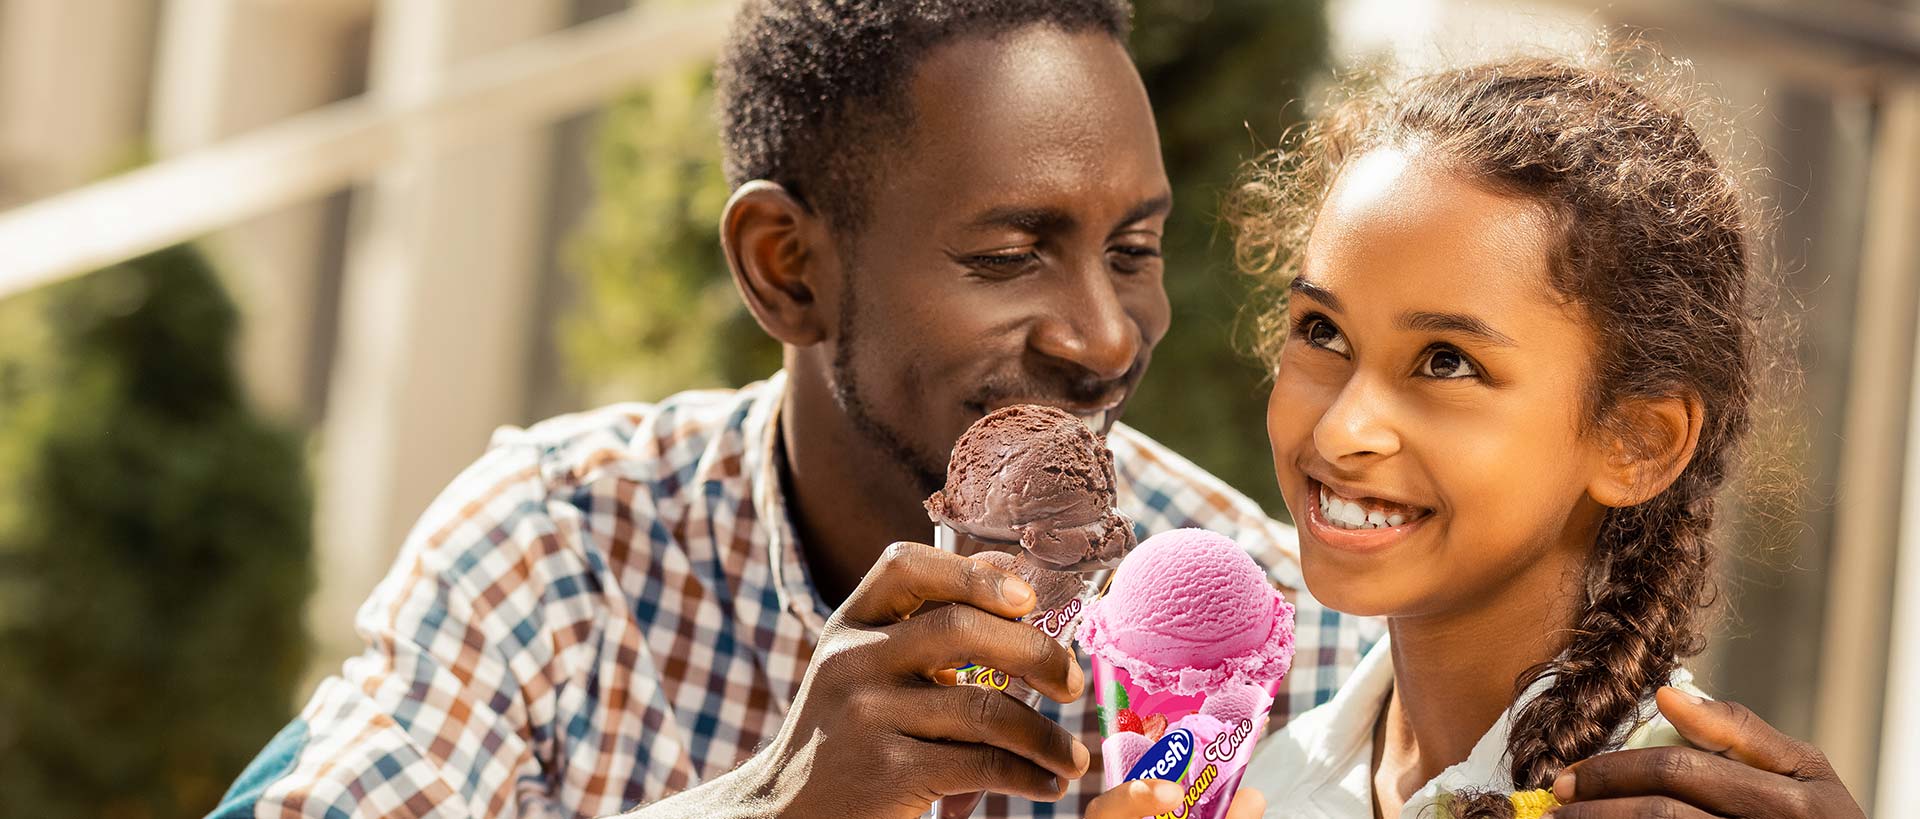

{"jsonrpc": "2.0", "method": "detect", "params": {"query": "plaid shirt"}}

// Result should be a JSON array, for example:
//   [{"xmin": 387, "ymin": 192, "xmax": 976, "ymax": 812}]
[{"xmin": 214, "ymin": 373, "xmax": 1378, "ymax": 819}]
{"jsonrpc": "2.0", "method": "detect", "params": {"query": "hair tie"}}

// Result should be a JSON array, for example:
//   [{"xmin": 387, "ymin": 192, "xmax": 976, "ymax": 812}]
[{"xmin": 1509, "ymin": 789, "xmax": 1562, "ymax": 819}]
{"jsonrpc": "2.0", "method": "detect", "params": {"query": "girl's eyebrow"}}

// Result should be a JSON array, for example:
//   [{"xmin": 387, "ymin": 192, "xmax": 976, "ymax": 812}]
[
  {"xmin": 1289, "ymin": 277, "xmax": 1341, "ymax": 310},
  {"xmin": 1293, "ymin": 277, "xmax": 1516, "ymax": 346},
  {"xmin": 1401, "ymin": 311, "xmax": 1517, "ymax": 346}
]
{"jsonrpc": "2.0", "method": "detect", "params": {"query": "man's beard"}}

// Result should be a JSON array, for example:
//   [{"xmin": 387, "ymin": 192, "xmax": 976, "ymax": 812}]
[{"xmin": 829, "ymin": 292, "xmax": 949, "ymax": 498}]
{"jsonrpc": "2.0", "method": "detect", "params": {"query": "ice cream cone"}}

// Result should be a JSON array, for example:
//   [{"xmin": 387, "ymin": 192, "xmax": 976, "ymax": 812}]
[
  {"xmin": 934, "ymin": 531, "xmax": 1098, "ymax": 818},
  {"xmin": 925, "ymin": 405, "xmax": 1142, "ymax": 818},
  {"xmin": 1078, "ymin": 529, "xmax": 1296, "ymax": 819}
]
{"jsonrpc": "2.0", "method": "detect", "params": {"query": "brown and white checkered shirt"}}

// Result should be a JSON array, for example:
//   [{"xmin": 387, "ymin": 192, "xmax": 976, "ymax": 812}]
[{"xmin": 214, "ymin": 372, "xmax": 1376, "ymax": 818}]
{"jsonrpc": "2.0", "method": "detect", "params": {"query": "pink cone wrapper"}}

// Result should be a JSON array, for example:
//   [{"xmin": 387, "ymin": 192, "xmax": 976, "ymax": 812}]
[{"xmin": 1078, "ymin": 529, "xmax": 1295, "ymax": 819}]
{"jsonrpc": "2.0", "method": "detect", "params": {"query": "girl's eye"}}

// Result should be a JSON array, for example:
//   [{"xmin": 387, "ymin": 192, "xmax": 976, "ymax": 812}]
[
  {"xmin": 1297, "ymin": 316, "xmax": 1350, "ymax": 356},
  {"xmin": 1419, "ymin": 346, "xmax": 1478, "ymax": 379}
]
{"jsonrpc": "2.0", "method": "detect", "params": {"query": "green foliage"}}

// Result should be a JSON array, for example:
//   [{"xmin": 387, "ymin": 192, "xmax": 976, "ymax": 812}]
[
  {"xmin": 563, "ymin": 68, "xmax": 781, "ymax": 405},
  {"xmin": 1123, "ymin": 0, "xmax": 1328, "ymax": 515},
  {"xmin": 0, "ymin": 245, "xmax": 313, "ymax": 819},
  {"xmin": 565, "ymin": 1, "xmax": 1327, "ymax": 513}
]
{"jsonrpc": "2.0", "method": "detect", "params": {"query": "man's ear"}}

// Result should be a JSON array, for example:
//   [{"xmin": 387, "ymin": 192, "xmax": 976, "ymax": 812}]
[
  {"xmin": 720, "ymin": 180, "xmax": 834, "ymax": 346},
  {"xmin": 1588, "ymin": 392, "xmax": 1706, "ymax": 508}
]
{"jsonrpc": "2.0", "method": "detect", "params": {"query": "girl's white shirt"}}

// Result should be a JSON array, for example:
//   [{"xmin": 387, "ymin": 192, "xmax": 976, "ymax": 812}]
[{"xmin": 1243, "ymin": 635, "xmax": 1700, "ymax": 818}]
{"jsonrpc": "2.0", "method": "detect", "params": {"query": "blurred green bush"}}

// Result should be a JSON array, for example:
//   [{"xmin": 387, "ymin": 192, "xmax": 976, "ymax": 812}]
[
  {"xmin": 0, "ymin": 245, "xmax": 313, "ymax": 819},
  {"xmin": 565, "ymin": 0, "xmax": 1328, "ymax": 514}
]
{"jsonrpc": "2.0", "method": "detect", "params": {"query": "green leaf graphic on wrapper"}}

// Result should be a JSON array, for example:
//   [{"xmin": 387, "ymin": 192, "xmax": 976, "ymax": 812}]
[{"xmin": 1101, "ymin": 678, "xmax": 1130, "ymax": 734}]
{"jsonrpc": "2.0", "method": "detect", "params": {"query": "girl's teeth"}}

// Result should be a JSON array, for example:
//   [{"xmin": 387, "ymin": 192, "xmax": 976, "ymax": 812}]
[{"xmin": 1317, "ymin": 483, "xmax": 1421, "ymax": 531}]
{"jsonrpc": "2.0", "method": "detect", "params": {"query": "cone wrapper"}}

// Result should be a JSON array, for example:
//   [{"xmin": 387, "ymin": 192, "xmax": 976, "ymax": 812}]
[
  {"xmin": 934, "ymin": 532, "xmax": 1095, "ymax": 819},
  {"xmin": 1091, "ymin": 658, "xmax": 1280, "ymax": 819},
  {"xmin": 951, "ymin": 549, "xmax": 1091, "ymax": 703}
]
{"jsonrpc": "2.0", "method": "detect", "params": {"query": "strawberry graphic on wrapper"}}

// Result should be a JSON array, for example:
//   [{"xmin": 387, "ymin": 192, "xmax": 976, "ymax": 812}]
[
  {"xmin": 1110, "ymin": 707, "xmax": 1169, "ymax": 741},
  {"xmin": 1141, "ymin": 713, "xmax": 1168, "ymax": 741}
]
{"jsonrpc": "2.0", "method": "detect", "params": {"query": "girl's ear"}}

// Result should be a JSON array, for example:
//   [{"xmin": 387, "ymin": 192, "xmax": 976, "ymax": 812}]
[{"xmin": 1589, "ymin": 393, "xmax": 1706, "ymax": 508}]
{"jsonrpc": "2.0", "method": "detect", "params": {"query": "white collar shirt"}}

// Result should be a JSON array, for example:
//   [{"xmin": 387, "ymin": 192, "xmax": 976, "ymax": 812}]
[{"xmin": 1243, "ymin": 635, "xmax": 1698, "ymax": 818}]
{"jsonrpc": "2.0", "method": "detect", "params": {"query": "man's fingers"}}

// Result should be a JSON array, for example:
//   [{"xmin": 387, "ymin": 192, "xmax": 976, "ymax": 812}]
[
  {"xmin": 839, "ymin": 542, "xmax": 1036, "ymax": 625},
  {"xmin": 1083, "ymin": 780, "xmax": 1183, "ymax": 819},
  {"xmin": 899, "ymin": 683, "xmax": 1089, "ymax": 781},
  {"xmin": 895, "ymin": 604, "xmax": 1083, "ymax": 702},
  {"xmin": 1556, "ymin": 746, "xmax": 1801, "ymax": 816},
  {"xmin": 1223, "ymin": 787, "xmax": 1267, "ymax": 819},
  {"xmin": 1654, "ymin": 687, "xmax": 1834, "ymax": 780},
  {"xmin": 917, "ymin": 739, "xmax": 1071, "ymax": 803},
  {"xmin": 1548, "ymin": 796, "xmax": 1717, "ymax": 819}
]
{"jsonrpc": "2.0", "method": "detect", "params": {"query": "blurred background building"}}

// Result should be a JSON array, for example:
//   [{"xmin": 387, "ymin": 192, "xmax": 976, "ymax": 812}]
[{"xmin": 0, "ymin": 0, "xmax": 1915, "ymax": 816}]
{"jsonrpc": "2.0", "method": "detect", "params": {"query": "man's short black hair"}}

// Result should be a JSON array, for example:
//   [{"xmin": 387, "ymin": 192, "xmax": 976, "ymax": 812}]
[{"xmin": 716, "ymin": 0, "xmax": 1134, "ymax": 231}]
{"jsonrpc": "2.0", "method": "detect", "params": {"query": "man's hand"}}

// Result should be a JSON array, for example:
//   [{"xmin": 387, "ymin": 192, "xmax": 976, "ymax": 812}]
[
  {"xmin": 629, "ymin": 542, "xmax": 1089, "ymax": 818},
  {"xmin": 1549, "ymin": 687, "xmax": 1866, "ymax": 818}
]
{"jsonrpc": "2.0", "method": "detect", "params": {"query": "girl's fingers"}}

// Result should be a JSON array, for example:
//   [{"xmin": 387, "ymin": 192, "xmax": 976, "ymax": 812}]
[
  {"xmin": 1083, "ymin": 779, "xmax": 1182, "ymax": 818},
  {"xmin": 1224, "ymin": 787, "xmax": 1267, "ymax": 819}
]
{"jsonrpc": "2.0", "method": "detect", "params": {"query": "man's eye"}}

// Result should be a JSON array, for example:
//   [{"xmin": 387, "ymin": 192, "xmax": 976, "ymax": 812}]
[
  {"xmin": 1296, "ymin": 316, "xmax": 1350, "ymax": 356},
  {"xmin": 1419, "ymin": 347, "xmax": 1478, "ymax": 379},
  {"xmin": 965, "ymin": 251, "xmax": 1041, "ymax": 278},
  {"xmin": 1108, "ymin": 246, "xmax": 1163, "ymax": 274}
]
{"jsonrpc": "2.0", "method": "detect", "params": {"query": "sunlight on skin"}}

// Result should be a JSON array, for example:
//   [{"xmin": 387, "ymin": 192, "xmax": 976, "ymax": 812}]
[{"xmin": 1325, "ymin": 145, "xmax": 1415, "ymax": 218}]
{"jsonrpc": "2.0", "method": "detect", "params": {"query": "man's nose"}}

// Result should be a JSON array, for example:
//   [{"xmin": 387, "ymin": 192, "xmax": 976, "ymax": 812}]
[
  {"xmin": 1027, "ymin": 268, "xmax": 1141, "ymax": 381},
  {"xmin": 1313, "ymin": 373, "xmax": 1402, "ymax": 463}
]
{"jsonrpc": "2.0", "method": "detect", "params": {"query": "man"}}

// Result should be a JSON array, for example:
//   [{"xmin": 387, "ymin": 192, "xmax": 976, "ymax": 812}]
[{"xmin": 215, "ymin": 1, "xmax": 1863, "ymax": 817}]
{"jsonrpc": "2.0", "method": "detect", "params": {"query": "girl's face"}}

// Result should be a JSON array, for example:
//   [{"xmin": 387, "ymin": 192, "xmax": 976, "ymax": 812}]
[{"xmin": 1267, "ymin": 148, "xmax": 1614, "ymax": 619}]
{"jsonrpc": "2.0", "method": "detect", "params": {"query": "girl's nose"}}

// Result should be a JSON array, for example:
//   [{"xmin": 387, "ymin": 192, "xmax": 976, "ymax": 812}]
[{"xmin": 1312, "ymin": 374, "xmax": 1402, "ymax": 463}]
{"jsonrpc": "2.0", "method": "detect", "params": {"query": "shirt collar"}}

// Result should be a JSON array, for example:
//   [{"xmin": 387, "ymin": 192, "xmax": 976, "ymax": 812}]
[
  {"xmin": 743, "ymin": 371, "xmax": 834, "ymax": 633},
  {"xmin": 1272, "ymin": 634, "xmax": 1694, "ymax": 818},
  {"xmin": 1277, "ymin": 634, "xmax": 1547, "ymax": 817}
]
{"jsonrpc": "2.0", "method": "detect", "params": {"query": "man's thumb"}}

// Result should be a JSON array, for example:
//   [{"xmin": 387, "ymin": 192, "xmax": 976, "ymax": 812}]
[{"xmin": 1654, "ymin": 686, "xmax": 1801, "ymax": 775}]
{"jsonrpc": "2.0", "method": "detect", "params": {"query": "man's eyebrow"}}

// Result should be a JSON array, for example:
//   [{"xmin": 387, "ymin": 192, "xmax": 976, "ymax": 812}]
[
  {"xmin": 1289, "ymin": 278, "xmax": 1342, "ymax": 311},
  {"xmin": 966, "ymin": 205, "xmax": 1075, "ymax": 234},
  {"xmin": 1401, "ymin": 311, "xmax": 1517, "ymax": 346},
  {"xmin": 1114, "ymin": 193, "xmax": 1173, "ymax": 231}
]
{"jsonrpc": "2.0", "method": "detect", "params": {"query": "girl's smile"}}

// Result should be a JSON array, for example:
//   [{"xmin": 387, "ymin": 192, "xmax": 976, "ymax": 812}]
[{"xmin": 1301, "ymin": 475, "xmax": 1434, "ymax": 554}]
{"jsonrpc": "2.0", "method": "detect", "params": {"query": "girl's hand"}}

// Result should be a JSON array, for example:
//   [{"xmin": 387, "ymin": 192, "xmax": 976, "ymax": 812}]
[{"xmin": 1083, "ymin": 780, "xmax": 1267, "ymax": 819}]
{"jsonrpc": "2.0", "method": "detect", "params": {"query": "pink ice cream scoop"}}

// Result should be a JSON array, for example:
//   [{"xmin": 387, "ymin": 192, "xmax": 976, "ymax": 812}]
[{"xmin": 1079, "ymin": 528, "xmax": 1295, "ymax": 697}]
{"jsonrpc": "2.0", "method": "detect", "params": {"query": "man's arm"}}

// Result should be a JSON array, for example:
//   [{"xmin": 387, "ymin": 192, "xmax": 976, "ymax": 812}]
[
  {"xmin": 212, "ymin": 445, "xmax": 603, "ymax": 818},
  {"xmin": 1549, "ymin": 687, "xmax": 1866, "ymax": 818}
]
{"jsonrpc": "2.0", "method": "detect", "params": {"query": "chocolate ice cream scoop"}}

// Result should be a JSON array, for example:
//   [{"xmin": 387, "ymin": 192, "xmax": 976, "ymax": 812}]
[{"xmin": 924, "ymin": 405, "xmax": 1137, "ymax": 569}]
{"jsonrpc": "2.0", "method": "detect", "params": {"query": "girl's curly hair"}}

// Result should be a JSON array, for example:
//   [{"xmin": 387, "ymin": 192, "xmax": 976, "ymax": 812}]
[{"xmin": 1228, "ymin": 44, "xmax": 1787, "ymax": 817}]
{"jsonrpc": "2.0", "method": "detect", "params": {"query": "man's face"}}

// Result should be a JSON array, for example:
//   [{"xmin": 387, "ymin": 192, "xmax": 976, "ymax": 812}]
[{"xmin": 826, "ymin": 25, "xmax": 1173, "ymax": 494}]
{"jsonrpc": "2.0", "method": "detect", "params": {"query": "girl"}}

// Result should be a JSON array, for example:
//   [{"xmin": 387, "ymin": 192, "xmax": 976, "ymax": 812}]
[{"xmin": 1225, "ymin": 53, "xmax": 1768, "ymax": 818}]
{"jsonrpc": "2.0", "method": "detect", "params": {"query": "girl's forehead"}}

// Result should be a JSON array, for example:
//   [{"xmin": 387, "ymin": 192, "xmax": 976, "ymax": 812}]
[{"xmin": 1303, "ymin": 149, "xmax": 1564, "ymax": 315}]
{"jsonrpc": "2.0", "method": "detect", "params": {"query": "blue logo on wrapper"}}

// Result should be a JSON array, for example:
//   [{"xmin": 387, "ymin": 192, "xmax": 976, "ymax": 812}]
[{"xmin": 1123, "ymin": 728, "xmax": 1195, "ymax": 783}]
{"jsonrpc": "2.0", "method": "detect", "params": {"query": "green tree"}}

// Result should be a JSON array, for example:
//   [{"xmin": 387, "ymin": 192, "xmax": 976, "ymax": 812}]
[
  {"xmin": 563, "ymin": 68, "xmax": 781, "ymax": 405},
  {"xmin": 566, "ymin": 1, "xmax": 1327, "ymax": 512},
  {"xmin": 0, "ymin": 245, "xmax": 313, "ymax": 819}
]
